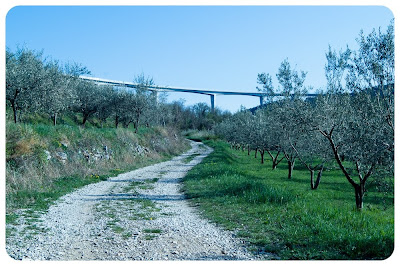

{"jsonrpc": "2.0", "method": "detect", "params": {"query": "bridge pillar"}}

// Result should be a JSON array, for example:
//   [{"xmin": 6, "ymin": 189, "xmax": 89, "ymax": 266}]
[
  {"xmin": 151, "ymin": 90, "xmax": 158, "ymax": 103},
  {"xmin": 210, "ymin": 94, "xmax": 215, "ymax": 112},
  {"xmin": 259, "ymin": 96, "xmax": 264, "ymax": 106}
]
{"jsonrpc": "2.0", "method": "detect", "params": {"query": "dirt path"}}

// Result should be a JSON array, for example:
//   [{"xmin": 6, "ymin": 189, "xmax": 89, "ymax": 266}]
[{"xmin": 6, "ymin": 141, "xmax": 255, "ymax": 260}]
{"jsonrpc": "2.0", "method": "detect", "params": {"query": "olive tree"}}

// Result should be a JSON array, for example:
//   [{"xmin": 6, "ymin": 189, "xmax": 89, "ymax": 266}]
[
  {"xmin": 128, "ymin": 74, "xmax": 157, "ymax": 133},
  {"xmin": 215, "ymin": 110, "xmax": 251, "ymax": 151},
  {"xmin": 273, "ymin": 59, "xmax": 308, "ymax": 179},
  {"xmin": 247, "ymin": 108, "xmax": 283, "ymax": 167},
  {"xmin": 256, "ymin": 59, "xmax": 307, "ymax": 173},
  {"xmin": 6, "ymin": 48, "xmax": 46, "ymax": 123},
  {"xmin": 40, "ymin": 61, "xmax": 75, "ymax": 125},
  {"xmin": 260, "ymin": 106, "xmax": 287, "ymax": 169},
  {"xmin": 228, "ymin": 110, "xmax": 245, "ymax": 152},
  {"xmin": 235, "ymin": 110, "xmax": 256, "ymax": 155},
  {"xmin": 256, "ymin": 73, "xmax": 285, "ymax": 167},
  {"xmin": 72, "ymin": 80, "xmax": 105, "ymax": 126},
  {"xmin": 270, "ymin": 99, "xmax": 303, "ymax": 179},
  {"xmin": 109, "ymin": 88, "xmax": 129, "ymax": 128},
  {"xmin": 164, "ymin": 100, "xmax": 188, "ymax": 129},
  {"xmin": 315, "ymin": 91, "xmax": 391, "ymax": 209},
  {"xmin": 289, "ymin": 98, "xmax": 333, "ymax": 189},
  {"xmin": 94, "ymin": 85, "xmax": 115, "ymax": 127},
  {"xmin": 250, "ymin": 109, "xmax": 271, "ymax": 164},
  {"xmin": 142, "ymin": 91, "xmax": 169, "ymax": 127},
  {"xmin": 317, "ymin": 22, "xmax": 394, "ymax": 209},
  {"xmin": 214, "ymin": 118, "xmax": 231, "ymax": 144}
]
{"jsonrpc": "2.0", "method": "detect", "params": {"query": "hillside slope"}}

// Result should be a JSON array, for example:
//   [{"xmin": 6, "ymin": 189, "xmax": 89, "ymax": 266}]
[{"xmin": 6, "ymin": 122, "xmax": 190, "ymax": 214}]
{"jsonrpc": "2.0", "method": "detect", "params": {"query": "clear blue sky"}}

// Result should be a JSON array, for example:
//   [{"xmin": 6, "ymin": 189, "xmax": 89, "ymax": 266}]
[{"xmin": 6, "ymin": 5, "xmax": 394, "ymax": 113}]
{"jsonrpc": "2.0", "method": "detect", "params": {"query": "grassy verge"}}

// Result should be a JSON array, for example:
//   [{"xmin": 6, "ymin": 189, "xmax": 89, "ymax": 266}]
[
  {"xmin": 7, "ymin": 160, "xmax": 161, "ymax": 216},
  {"xmin": 182, "ymin": 140, "xmax": 394, "ymax": 260}
]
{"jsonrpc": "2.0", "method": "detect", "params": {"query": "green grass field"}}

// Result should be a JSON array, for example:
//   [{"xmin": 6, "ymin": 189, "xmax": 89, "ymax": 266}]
[{"xmin": 182, "ymin": 140, "xmax": 394, "ymax": 260}]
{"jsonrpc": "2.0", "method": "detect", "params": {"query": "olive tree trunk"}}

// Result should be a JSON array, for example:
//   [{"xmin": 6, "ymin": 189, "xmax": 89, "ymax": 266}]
[
  {"xmin": 321, "ymin": 131, "xmax": 374, "ymax": 210},
  {"xmin": 310, "ymin": 167, "xmax": 323, "ymax": 190},
  {"xmin": 287, "ymin": 160, "xmax": 295, "ymax": 179},
  {"xmin": 11, "ymin": 100, "xmax": 18, "ymax": 123},
  {"xmin": 115, "ymin": 114, "xmax": 120, "ymax": 128},
  {"xmin": 267, "ymin": 150, "xmax": 285, "ymax": 170},
  {"xmin": 284, "ymin": 152, "xmax": 296, "ymax": 179},
  {"xmin": 260, "ymin": 149, "xmax": 265, "ymax": 164},
  {"xmin": 354, "ymin": 183, "xmax": 365, "ymax": 209},
  {"xmin": 51, "ymin": 113, "xmax": 58, "ymax": 126}
]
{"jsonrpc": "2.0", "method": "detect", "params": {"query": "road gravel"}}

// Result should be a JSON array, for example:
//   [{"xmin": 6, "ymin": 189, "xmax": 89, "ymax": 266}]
[{"xmin": 6, "ymin": 141, "xmax": 257, "ymax": 261}]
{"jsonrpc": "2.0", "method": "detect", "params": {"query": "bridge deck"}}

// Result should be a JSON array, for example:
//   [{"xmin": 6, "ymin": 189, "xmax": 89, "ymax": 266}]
[
  {"xmin": 79, "ymin": 76, "xmax": 315, "ymax": 97},
  {"xmin": 79, "ymin": 76, "xmax": 319, "ymax": 110}
]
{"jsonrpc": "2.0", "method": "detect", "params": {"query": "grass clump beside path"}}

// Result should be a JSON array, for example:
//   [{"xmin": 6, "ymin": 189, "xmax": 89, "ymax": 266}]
[{"xmin": 182, "ymin": 140, "xmax": 394, "ymax": 260}]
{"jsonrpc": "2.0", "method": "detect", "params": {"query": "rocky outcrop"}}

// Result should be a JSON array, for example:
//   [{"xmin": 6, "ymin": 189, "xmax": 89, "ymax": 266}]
[
  {"xmin": 54, "ymin": 152, "xmax": 68, "ymax": 164},
  {"xmin": 79, "ymin": 145, "xmax": 113, "ymax": 163},
  {"xmin": 134, "ymin": 144, "xmax": 149, "ymax": 156},
  {"xmin": 48, "ymin": 143, "xmax": 150, "ymax": 163}
]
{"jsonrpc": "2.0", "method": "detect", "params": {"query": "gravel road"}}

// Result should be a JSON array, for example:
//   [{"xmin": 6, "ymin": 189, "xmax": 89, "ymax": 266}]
[{"xmin": 6, "ymin": 141, "xmax": 257, "ymax": 261}]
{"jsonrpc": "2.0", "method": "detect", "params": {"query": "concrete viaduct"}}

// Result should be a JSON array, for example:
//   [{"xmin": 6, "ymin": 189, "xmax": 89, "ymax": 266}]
[{"xmin": 79, "ymin": 76, "xmax": 318, "ymax": 111}]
